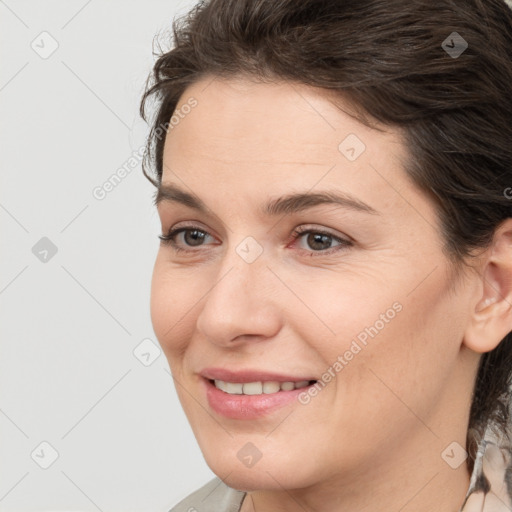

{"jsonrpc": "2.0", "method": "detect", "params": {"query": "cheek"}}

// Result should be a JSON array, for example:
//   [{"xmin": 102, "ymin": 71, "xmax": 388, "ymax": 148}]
[
  {"xmin": 285, "ymin": 270, "xmax": 402, "ymax": 364},
  {"xmin": 331, "ymin": 274, "xmax": 464, "ymax": 427},
  {"xmin": 150, "ymin": 258, "xmax": 192, "ymax": 359},
  {"xmin": 298, "ymin": 262, "xmax": 462, "ymax": 407}
]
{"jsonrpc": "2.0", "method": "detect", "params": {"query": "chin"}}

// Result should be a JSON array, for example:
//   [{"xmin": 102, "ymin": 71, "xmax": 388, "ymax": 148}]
[{"xmin": 202, "ymin": 447, "xmax": 319, "ymax": 492}]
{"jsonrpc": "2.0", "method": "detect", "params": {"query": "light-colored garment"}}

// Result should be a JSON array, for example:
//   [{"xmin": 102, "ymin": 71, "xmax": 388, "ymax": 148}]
[
  {"xmin": 169, "ymin": 432, "xmax": 512, "ymax": 512},
  {"xmin": 169, "ymin": 477, "xmax": 246, "ymax": 512},
  {"xmin": 459, "ymin": 428, "xmax": 512, "ymax": 511}
]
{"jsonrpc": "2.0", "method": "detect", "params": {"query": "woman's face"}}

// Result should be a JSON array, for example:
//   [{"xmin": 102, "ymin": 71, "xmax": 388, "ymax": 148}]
[{"xmin": 151, "ymin": 76, "xmax": 479, "ymax": 491}]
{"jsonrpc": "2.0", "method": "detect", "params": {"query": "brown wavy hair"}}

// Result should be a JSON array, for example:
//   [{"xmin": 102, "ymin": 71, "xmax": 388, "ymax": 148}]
[{"xmin": 140, "ymin": 0, "xmax": 512, "ymax": 472}]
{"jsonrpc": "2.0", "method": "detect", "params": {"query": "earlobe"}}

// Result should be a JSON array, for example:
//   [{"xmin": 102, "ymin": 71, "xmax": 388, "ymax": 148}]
[{"xmin": 463, "ymin": 219, "xmax": 512, "ymax": 354}]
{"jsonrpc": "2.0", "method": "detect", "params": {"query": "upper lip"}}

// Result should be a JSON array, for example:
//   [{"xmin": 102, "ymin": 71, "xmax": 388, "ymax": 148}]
[{"xmin": 200, "ymin": 367, "xmax": 317, "ymax": 383}]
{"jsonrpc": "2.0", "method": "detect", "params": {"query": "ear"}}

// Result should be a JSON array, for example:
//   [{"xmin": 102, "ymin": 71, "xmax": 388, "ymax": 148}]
[{"xmin": 463, "ymin": 218, "xmax": 512, "ymax": 354}]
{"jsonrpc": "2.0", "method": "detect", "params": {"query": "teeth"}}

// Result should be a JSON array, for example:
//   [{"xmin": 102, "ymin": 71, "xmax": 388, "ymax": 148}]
[
  {"xmin": 225, "ymin": 382, "xmax": 243, "ymax": 394},
  {"xmin": 280, "ymin": 381, "xmax": 295, "ymax": 391},
  {"xmin": 243, "ymin": 382, "xmax": 262, "ymax": 395},
  {"xmin": 214, "ymin": 379, "xmax": 225, "ymax": 392},
  {"xmin": 213, "ymin": 379, "xmax": 314, "ymax": 395},
  {"xmin": 262, "ymin": 381, "xmax": 280, "ymax": 394}
]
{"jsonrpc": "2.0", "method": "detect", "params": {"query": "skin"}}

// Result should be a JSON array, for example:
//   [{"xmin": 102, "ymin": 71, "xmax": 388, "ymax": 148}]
[{"xmin": 151, "ymin": 75, "xmax": 512, "ymax": 512}]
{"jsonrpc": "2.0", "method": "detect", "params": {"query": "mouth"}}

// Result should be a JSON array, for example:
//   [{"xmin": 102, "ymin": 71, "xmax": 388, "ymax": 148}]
[
  {"xmin": 202, "ymin": 377, "xmax": 319, "ymax": 419},
  {"xmin": 208, "ymin": 378, "xmax": 318, "ymax": 395}
]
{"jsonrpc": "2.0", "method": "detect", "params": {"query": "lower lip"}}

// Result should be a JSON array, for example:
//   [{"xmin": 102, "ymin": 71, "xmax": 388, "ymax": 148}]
[{"xmin": 203, "ymin": 378, "xmax": 315, "ymax": 419}]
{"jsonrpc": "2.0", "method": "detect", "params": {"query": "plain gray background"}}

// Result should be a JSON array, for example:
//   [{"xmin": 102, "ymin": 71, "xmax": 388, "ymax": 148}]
[{"xmin": 0, "ymin": 1, "xmax": 215, "ymax": 510}]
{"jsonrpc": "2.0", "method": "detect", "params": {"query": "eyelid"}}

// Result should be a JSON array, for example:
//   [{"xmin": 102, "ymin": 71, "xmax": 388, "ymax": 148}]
[
  {"xmin": 158, "ymin": 223, "xmax": 217, "ymax": 249},
  {"xmin": 289, "ymin": 225, "xmax": 353, "ymax": 256},
  {"xmin": 291, "ymin": 224, "xmax": 354, "ymax": 243}
]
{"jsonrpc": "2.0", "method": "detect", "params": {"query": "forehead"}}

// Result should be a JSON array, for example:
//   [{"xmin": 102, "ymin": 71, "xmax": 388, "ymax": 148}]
[
  {"xmin": 163, "ymin": 76, "xmax": 404, "ymax": 172},
  {"xmin": 158, "ymin": 76, "xmax": 436, "ymax": 228}
]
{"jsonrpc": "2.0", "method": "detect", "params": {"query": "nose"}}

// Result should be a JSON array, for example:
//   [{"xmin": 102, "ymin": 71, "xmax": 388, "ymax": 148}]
[{"xmin": 195, "ymin": 249, "xmax": 282, "ymax": 348}]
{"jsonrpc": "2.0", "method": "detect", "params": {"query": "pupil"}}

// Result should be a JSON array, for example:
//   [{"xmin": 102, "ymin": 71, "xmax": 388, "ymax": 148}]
[
  {"xmin": 186, "ymin": 229, "xmax": 204, "ymax": 246},
  {"xmin": 309, "ymin": 233, "xmax": 330, "ymax": 250}
]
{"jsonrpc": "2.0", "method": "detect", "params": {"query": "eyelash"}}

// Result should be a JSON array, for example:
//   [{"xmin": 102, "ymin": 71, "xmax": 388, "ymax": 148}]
[{"xmin": 158, "ymin": 224, "xmax": 353, "ymax": 257}]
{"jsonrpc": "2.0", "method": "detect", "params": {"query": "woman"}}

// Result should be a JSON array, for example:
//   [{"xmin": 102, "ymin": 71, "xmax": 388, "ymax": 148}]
[{"xmin": 140, "ymin": 0, "xmax": 512, "ymax": 510}]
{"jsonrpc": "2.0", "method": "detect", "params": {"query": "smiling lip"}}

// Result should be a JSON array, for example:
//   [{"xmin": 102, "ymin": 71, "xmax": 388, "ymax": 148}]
[
  {"xmin": 200, "ymin": 368, "xmax": 317, "ymax": 383},
  {"xmin": 200, "ymin": 367, "xmax": 318, "ymax": 420}
]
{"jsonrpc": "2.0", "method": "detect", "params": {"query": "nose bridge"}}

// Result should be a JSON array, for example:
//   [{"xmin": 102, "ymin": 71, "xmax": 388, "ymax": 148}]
[
  {"xmin": 210, "ymin": 236, "xmax": 271, "ymax": 307},
  {"xmin": 195, "ymin": 236, "xmax": 281, "ymax": 344}
]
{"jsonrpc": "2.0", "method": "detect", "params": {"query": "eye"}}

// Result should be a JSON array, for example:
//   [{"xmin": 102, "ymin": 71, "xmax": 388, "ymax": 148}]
[
  {"xmin": 158, "ymin": 225, "xmax": 214, "ymax": 253},
  {"xmin": 290, "ymin": 226, "xmax": 352, "ymax": 256},
  {"xmin": 158, "ymin": 224, "xmax": 353, "ymax": 256}
]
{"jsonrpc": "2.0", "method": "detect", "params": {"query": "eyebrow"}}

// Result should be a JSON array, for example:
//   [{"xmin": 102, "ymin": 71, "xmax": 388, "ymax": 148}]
[{"xmin": 154, "ymin": 183, "xmax": 379, "ymax": 216}]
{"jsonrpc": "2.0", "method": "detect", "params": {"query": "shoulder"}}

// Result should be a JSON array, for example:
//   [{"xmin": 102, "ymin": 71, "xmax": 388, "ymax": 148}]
[{"xmin": 168, "ymin": 477, "xmax": 247, "ymax": 512}]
